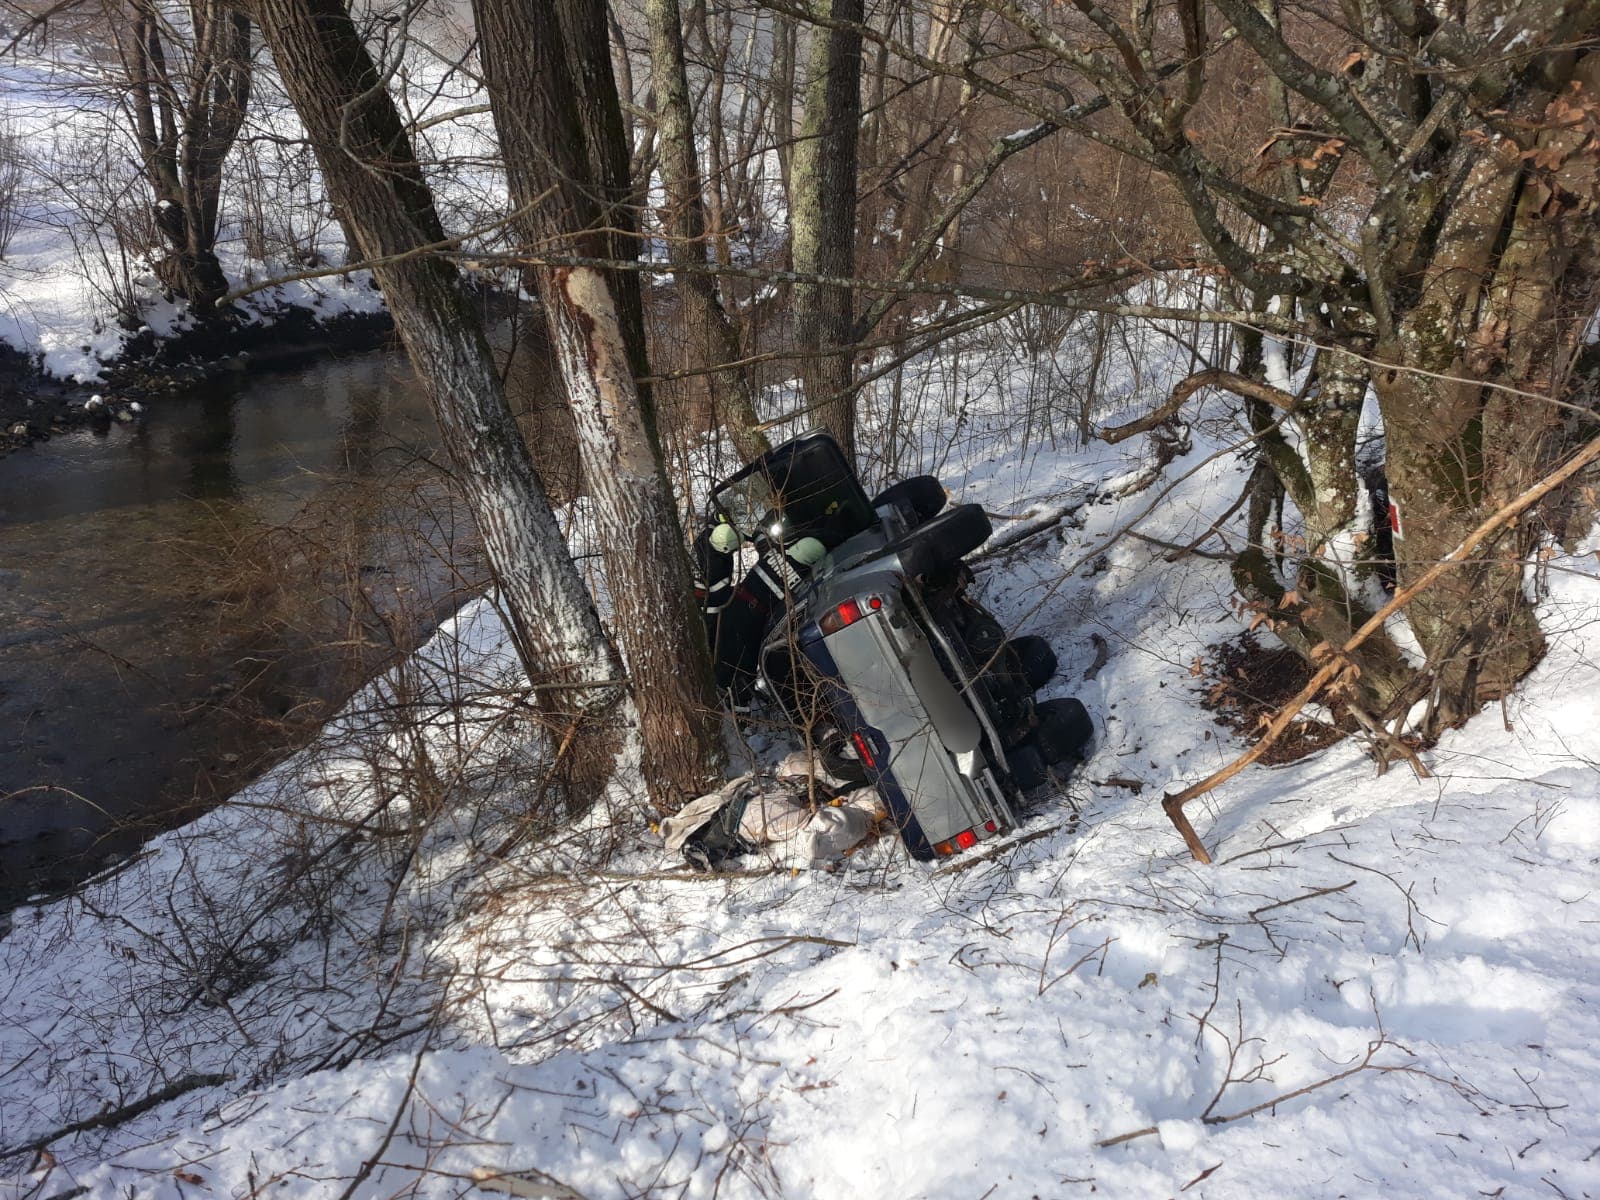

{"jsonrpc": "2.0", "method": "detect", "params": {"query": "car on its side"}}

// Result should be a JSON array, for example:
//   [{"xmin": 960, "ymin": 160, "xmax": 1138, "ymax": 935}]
[{"xmin": 710, "ymin": 432, "xmax": 1090, "ymax": 859}]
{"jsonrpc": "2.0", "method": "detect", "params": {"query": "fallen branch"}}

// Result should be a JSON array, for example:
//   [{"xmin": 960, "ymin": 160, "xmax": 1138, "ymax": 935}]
[
  {"xmin": 470, "ymin": 1165, "xmax": 588, "ymax": 1199},
  {"xmin": 2, "ymin": 1073, "xmax": 232, "ymax": 1163},
  {"xmin": 1100, "ymin": 368, "xmax": 1297, "ymax": 445},
  {"xmin": 1163, "ymin": 432, "xmax": 1600, "ymax": 863},
  {"xmin": 1096, "ymin": 1035, "xmax": 1399, "ymax": 1148}
]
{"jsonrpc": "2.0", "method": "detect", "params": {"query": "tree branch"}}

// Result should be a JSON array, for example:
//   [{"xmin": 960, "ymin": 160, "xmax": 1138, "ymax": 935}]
[
  {"xmin": 1101, "ymin": 368, "xmax": 1298, "ymax": 444},
  {"xmin": 1163, "ymin": 431, "xmax": 1600, "ymax": 864}
]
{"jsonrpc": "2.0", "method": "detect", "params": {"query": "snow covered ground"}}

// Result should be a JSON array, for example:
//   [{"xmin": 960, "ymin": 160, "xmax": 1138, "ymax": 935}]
[{"xmin": 4, "ymin": 321, "xmax": 1599, "ymax": 1199}]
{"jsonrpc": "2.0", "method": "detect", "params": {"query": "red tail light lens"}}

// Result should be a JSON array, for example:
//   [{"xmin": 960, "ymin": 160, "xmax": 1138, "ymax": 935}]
[
  {"xmin": 851, "ymin": 730, "xmax": 877, "ymax": 769},
  {"xmin": 984, "ymin": 820, "xmax": 997, "ymax": 833},
  {"xmin": 954, "ymin": 829, "xmax": 978, "ymax": 850},
  {"xmin": 818, "ymin": 595, "xmax": 881, "ymax": 635}
]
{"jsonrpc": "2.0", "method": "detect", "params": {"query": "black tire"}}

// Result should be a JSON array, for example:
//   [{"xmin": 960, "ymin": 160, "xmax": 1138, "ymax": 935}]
[
  {"xmin": 872, "ymin": 475, "xmax": 946, "ymax": 525},
  {"xmin": 982, "ymin": 648, "xmax": 1035, "ymax": 746},
  {"xmin": 893, "ymin": 503, "xmax": 992, "ymax": 576},
  {"xmin": 1008, "ymin": 635, "xmax": 1058, "ymax": 691},
  {"xmin": 1006, "ymin": 741, "xmax": 1048, "ymax": 791},
  {"xmin": 959, "ymin": 604, "xmax": 1006, "ymax": 658},
  {"xmin": 816, "ymin": 725, "xmax": 870, "ymax": 786},
  {"xmin": 1035, "ymin": 697, "xmax": 1092, "ymax": 765}
]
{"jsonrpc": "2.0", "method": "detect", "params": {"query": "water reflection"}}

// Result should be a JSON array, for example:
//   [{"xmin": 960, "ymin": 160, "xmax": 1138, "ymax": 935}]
[{"xmin": 0, "ymin": 350, "xmax": 489, "ymax": 905}]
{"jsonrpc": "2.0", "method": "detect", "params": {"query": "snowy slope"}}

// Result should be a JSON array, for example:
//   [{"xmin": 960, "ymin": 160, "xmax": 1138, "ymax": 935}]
[{"xmin": 4, "ymin": 340, "xmax": 1600, "ymax": 1200}]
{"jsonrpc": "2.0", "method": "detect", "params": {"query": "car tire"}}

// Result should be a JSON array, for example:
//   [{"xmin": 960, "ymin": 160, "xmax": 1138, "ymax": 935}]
[
  {"xmin": 872, "ymin": 475, "xmax": 946, "ymax": 525},
  {"xmin": 816, "ymin": 724, "xmax": 870, "ymax": 786},
  {"xmin": 1008, "ymin": 635, "xmax": 1058, "ymax": 690},
  {"xmin": 1035, "ymin": 697, "xmax": 1092, "ymax": 765},
  {"xmin": 959, "ymin": 602, "xmax": 1006, "ymax": 658},
  {"xmin": 893, "ymin": 503, "xmax": 992, "ymax": 576},
  {"xmin": 1007, "ymin": 740, "xmax": 1048, "ymax": 791}
]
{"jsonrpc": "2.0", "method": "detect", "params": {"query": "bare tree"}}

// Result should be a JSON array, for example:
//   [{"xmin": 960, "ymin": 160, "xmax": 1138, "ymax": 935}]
[
  {"xmin": 471, "ymin": 0, "xmax": 727, "ymax": 806},
  {"xmin": 820, "ymin": 0, "xmax": 1600, "ymax": 733},
  {"xmin": 247, "ymin": 0, "xmax": 623, "ymax": 790},
  {"xmin": 646, "ymin": 0, "xmax": 770, "ymax": 462},
  {"xmin": 790, "ymin": 0, "xmax": 863, "ymax": 457},
  {"xmin": 108, "ymin": 0, "xmax": 251, "ymax": 309}
]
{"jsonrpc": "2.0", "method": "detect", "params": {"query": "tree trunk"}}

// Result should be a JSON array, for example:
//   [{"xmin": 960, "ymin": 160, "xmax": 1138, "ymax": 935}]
[
  {"xmin": 248, "ymin": 0, "xmax": 623, "ymax": 766},
  {"xmin": 472, "ymin": 0, "xmax": 726, "ymax": 807},
  {"xmin": 790, "ymin": 0, "xmax": 862, "ymax": 457},
  {"xmin": 646, "ymin": 0, "xmax": 770, "ymax": 462},
  {"xmin": 117, "ymin": 0, "xmax": 250, "ymax": 312}
]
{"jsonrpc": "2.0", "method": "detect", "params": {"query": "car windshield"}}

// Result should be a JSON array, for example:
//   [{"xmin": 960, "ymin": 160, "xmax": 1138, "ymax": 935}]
[{"xmin": 718, "ymin": 472, "xmax": 779, "ymax": 540}]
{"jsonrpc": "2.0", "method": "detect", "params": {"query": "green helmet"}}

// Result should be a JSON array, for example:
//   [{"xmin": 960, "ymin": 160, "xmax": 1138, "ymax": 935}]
[
  {"xmin": 709, "ymin": 521, "xmax": 742, "ymax": 554},
  {"xmin": 788, "ymin": 536, "xmax": 826, "ymax": 567}
]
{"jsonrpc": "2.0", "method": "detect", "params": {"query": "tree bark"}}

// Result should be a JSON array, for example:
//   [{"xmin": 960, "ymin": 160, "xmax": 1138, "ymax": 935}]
[
  {"xmin": 248, "ymin": 0, "xmax": 622, "ymax": 751},
  {"xmin": 646, "ymin": 0, "xmax": 770, "ymax": 462},
  {"xmin": 472, "ymin": 0, "xmax": 726, "ymax": 807},
  {"xmin": 790, "ymin": 0, "xmax": 862, "ymax": 457}
]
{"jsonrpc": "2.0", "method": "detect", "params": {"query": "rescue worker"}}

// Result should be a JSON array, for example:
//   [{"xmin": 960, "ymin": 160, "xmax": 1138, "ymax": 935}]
[{"xmin": 691, "ymin": 516, "xmax": 827, "ymax": 705}]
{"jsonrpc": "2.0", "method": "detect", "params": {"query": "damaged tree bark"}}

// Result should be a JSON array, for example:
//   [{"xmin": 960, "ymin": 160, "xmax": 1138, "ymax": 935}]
[
  {"xmin": 249, "ymin": 0, "xmax": 622, "ymax": 759},
  {"xmin": 471, "ymin": 0, "xmax": 725, "ymax": 808}
]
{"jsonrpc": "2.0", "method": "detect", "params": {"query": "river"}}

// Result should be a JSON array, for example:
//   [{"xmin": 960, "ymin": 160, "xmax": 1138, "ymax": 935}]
[{"xmin": 0, "ymin": 349, "xmax": 497, "ymax": 906}]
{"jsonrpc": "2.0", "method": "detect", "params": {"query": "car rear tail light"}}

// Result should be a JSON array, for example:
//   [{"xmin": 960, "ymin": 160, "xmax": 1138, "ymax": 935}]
[
  {"xmin": 984, "ymin": 820, "xmax": 997, "ymax": 834},
  {"xmin": 819, "ymin": 595, "xmax": 881, "ymax": 635},
  {"xmin": 954, "ymin": 829, "xmax": 978, "ymax": 850},
  {"xmin": 933, "ymin": 840, "xmax": 955, "ymax": 856},
  {"xmin": 851, "ymin": 730, "xmax": 878, "ymax": 770}
]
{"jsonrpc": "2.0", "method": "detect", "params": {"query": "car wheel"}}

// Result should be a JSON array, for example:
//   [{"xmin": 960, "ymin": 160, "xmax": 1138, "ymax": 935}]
[
  {"xmin": 816, "ymin": 724, "xmax": 870, "ymax": 786},
  {"xmin": 1035, "ymin": 697, "xmax": 1092, "ymax": 765},
  {"xmin": 1008, "ymin": 635, "xmax": 1058, "ymax": 691},
  {"xmin": 872, "ymin": 475, "xmax": 946, "ymax": 525},
  {"xmin": 892, "ymin": 503, "xmax": 992, "ymax": 576},
  {"xmin": 1006, "ymin": 740, "xmax": 1048, "ymax": 791}
]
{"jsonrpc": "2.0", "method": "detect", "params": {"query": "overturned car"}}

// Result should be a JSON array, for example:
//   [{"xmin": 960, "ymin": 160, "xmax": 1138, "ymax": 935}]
[{"xmin": 696, "ymin": 432, "xmax": 1090, "ymax": 860}]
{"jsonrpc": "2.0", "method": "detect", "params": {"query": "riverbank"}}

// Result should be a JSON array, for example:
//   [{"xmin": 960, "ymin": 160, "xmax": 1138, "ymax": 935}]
[{"xmin": 0, "ymin": 304, "xmax": 398, "ymax": 456}]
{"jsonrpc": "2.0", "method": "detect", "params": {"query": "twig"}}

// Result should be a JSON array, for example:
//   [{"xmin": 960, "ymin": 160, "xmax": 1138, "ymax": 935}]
[
  {"xmin": 1248, "ymin": 880, "xmax": 1355, "ymax": 919},
  {"xmin": 334, "ymin": 1035, "xmax": 429, "ymax": 1200},
  {"xmin": 1096, "ymin": 1037, "xmax": 1401, "ymax": 1148}
]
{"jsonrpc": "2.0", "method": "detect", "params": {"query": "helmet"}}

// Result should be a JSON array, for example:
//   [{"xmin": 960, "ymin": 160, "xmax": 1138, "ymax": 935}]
[
  {"xmin": 788, "ymin": 536, "xmax": 827, "ymax": 567},
  {"xmin": 709, "ymin": 521, "xmax": 742, "ymax": 554}
]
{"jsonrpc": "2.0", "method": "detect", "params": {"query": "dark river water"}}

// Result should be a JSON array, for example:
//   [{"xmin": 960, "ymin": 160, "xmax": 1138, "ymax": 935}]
[{"xmin": 0, "ymin": 350, "xmax": 495, "ymax": 904}]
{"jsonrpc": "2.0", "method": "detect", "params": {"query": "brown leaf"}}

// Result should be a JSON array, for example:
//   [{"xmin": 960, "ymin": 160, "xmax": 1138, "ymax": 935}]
[{"xmin": 1338, "ymin": 49, "xmax": 1364, "ymax": 73}]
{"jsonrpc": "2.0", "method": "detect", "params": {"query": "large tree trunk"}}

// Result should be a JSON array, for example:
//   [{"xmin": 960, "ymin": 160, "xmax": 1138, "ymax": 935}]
[
  {"xmin": 790, "ymin": 0, "xmax": 862, "ymax": 458},
  {"xmin": 1377, "ymin": 163, "xmax": 1558, "ymax": 721},
  {"xmin": 248, "ymin": 0, "xmax": 622, "ymax": 771},
  {"xmin": 472, "ymin": 0, "xmax": 726, "ymax": 808},
  {"xmin": 646, "ymin": 0, "xmax": 769, "ymax": 462}
]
